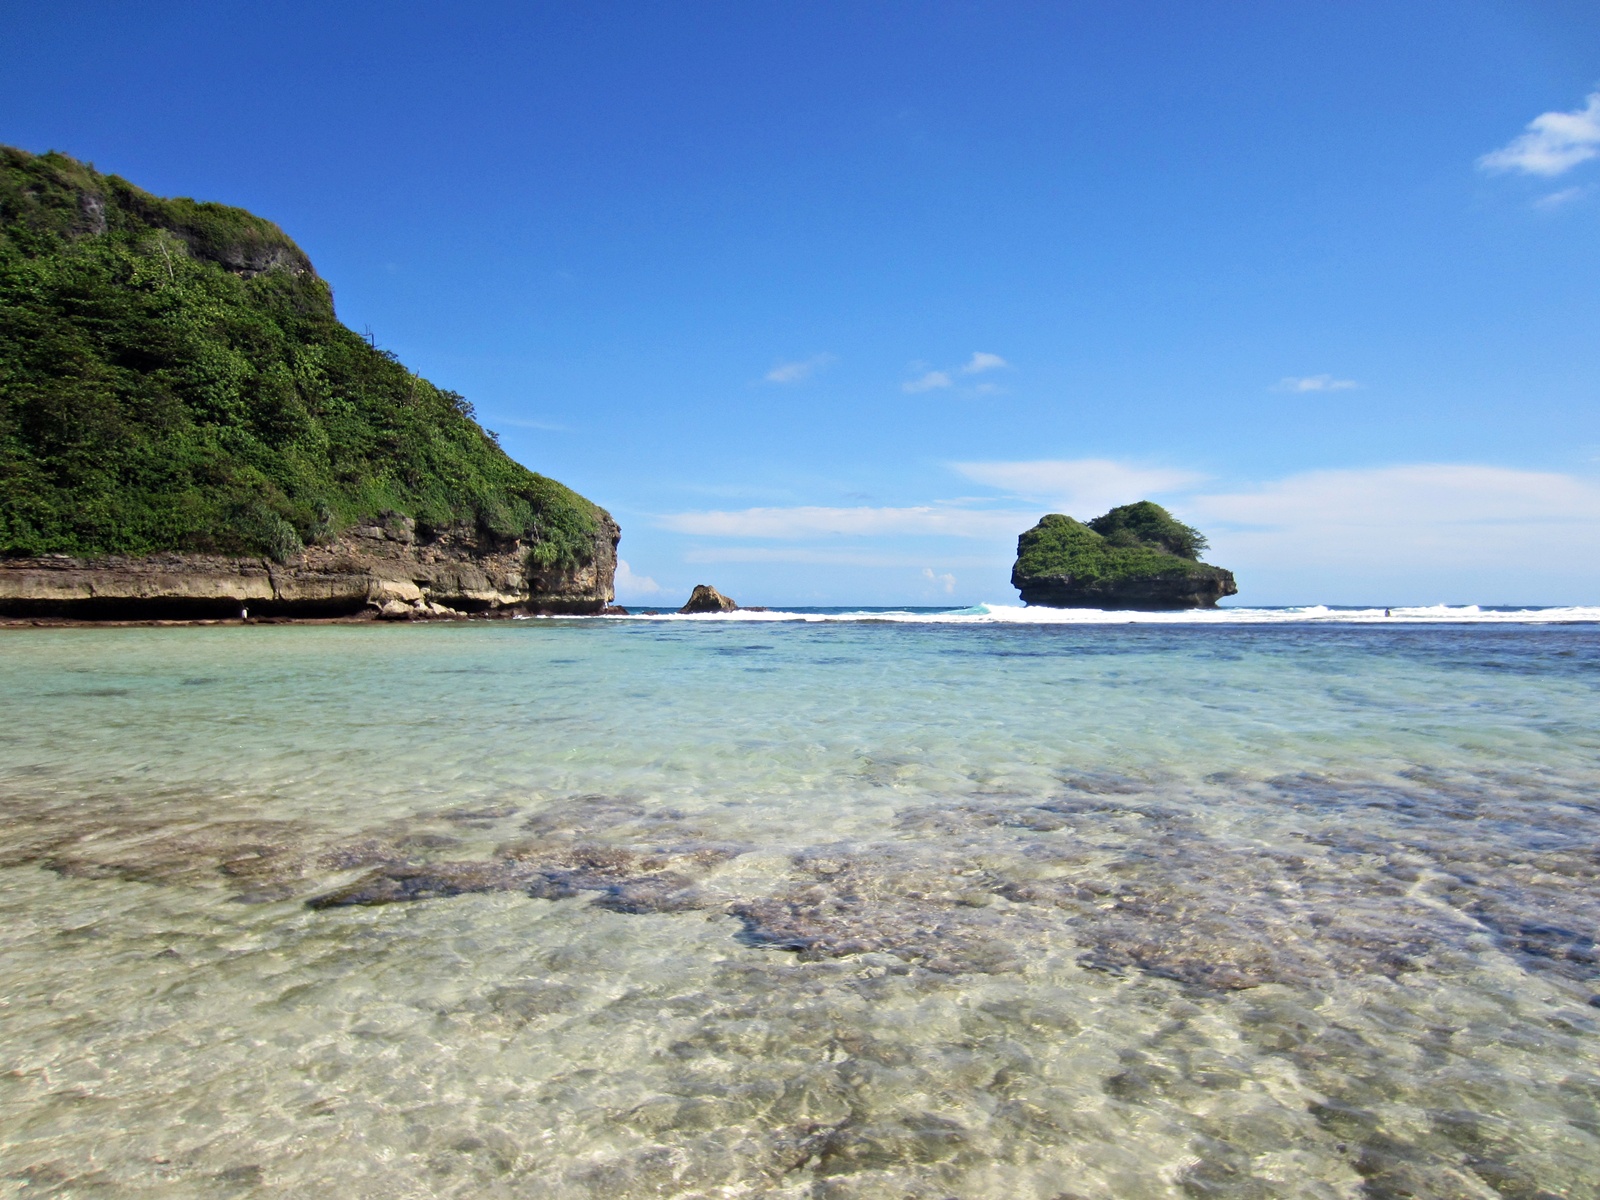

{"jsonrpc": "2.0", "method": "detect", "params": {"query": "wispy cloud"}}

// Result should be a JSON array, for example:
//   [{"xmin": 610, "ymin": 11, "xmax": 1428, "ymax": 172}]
[
  {"xmin": 902, "ymin": 370, "xmax": 953, "ymax": 394},
  {"xmin": 1189, "ymin": 464, "xmax": 1600, "ymax": 573},
  {"xmin": 961, "ymin": 352, "xmax": 1008, "ymax": 374},
  {"xmin": 764, "ymin": 353, "xmax": 836, "ymax": 384},
  {"xmin": 1274, "ymin": 375, "xmax": 1360, "ymax": 393},
  {"xmin": 492, "ymin": 417, "xmax": 573, "ymax": 432},
  {"xmin": 902, "ymin": 351, "xmax": 1009, "ymax": 393},
  {"xmin": 614, "ymin": 559, "xmax": 661, "ymax": 597},
  {"xmin": 1479, "ymin": 90, "xmax": 1600, "ymax": 177},
  {"xmin": 1535, "ymin": 185, "xmax": 1587, "ymax": 210},
  {"xmin": 657, "ymin": 461, "xmax": 1600, "ymax": 602},
  {"xmin": 685, "ymin": 547, "xmax": 1003, "ymax": 567},
  {"xmin": 922, "ymin": 567, "xmax": 957, "ymax": 594},
  {"xmin": 660, "ymin": 505, "xmax": 1032, "ymax": 539},
  {"xmin": 952, "ymin": 458, "xmax": 1206, "ymax": 516}
]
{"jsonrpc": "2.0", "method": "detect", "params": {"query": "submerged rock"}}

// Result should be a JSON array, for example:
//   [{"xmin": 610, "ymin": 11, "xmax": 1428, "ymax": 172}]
[
  {"xmin": 306, "ymin": 838, "xmax": 736, "ymax": 911},
  {"xmin": 305, "ymin": 861, "xmax": 540, "ymax": 907},
  {"xmin": 9, "ymin": 768, "xmax": 1596, "ymax": 993},
  {"xmin": 679, "ymin": 584, "xmax": 738, "ymax": 613},
  {"xmin": 592, "ymin": 872, "xmax": 707, "ymax": 914},
  {"xmin": 1011, "ymin": 502, "xmax": 1236, "ymax": 609},
  {"xmin": 730, "ymin": 849, "xmax": 1028, "ymax": 974}
]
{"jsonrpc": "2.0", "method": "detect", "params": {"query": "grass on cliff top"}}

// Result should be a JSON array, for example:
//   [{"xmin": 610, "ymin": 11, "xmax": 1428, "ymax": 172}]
[
  {"xmin": 1014, "ymin": 507, "xmax": 1224, "ymax": 583},
  {"xmin": 0, "ymin": 146, "xmax": 603, "ymax": 569}
]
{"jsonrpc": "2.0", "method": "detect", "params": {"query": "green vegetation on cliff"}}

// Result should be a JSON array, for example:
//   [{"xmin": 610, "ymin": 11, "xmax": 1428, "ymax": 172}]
[
  {"xmin": 1086, "ymin": 500, "xmax": 1208, "ymax": 559},
  {"xmin": 1013, "ymin": 504, "xmax": 1218, "ymax": 584},
  {"xmin": 0, "ymin": 146, "xmax": 602, "ymax": 566}
]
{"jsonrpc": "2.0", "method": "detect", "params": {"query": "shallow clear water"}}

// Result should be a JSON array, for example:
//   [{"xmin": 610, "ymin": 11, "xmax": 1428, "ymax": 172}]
[{"xmin": 1, "ymin": 612, "xmax": 1597, "ymax": 1198}]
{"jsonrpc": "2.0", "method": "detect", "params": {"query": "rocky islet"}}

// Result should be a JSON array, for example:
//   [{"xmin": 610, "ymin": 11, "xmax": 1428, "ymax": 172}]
[
  {"xmin": 1011, "ymin": 501, "xmax": 1238, "ymax": 609},
  {"xmin": 679, "ymin": 583, "xmax": 739, "ymax": 613}
]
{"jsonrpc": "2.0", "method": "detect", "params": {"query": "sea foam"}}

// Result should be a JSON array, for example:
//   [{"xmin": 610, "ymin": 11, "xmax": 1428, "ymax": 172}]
[{"xmin": 600, "ymin": 602, "xmax": 1600, "ymax": 624}]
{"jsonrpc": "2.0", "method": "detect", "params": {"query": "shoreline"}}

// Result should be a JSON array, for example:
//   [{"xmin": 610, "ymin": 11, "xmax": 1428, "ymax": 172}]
[
  {"xmin": 0, "ymin": 605, "xmax": 633, "ymax": 629},
  {"xmin": 5, "ymin": 605, "xmax": 1598, "ymax": 629}
]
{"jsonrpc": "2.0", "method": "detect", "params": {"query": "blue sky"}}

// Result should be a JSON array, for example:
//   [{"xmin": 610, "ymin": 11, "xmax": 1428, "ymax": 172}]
[{"xmin": 6, "ymin": 1, "xmax": 1600, "ymax": 605}]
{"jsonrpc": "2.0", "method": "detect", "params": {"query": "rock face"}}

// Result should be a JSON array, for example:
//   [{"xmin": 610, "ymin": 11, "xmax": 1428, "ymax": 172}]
[
  {"xmin": 0, "ymin": 511, "xmax": 619, "ymax": 619},
  {"xmin": 1014, "ymin": 564, "xmax": 1236, "ymax": 610},
  {"xmin": 1011, "ymin": 503, "xmax": 1237, "ymax": 610},
  {"xmin": 679, "ymin": 584, "xmax": 738, "ymax": 613}
]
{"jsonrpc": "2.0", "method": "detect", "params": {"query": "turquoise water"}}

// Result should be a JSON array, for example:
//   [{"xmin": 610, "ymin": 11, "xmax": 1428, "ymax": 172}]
[{"xmin": 1, "ymin": 611, "xmax": 1597, "ymax": 1198}]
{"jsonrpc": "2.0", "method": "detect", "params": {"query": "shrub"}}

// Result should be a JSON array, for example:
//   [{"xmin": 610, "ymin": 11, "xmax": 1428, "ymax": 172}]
[
  {"xmin": 1014, "ymin": 507, "xmax": 1219, "ymax": 583},
  {"xmin": 1086, "ymin": 501, "xmax": 1208, "ymax": 559}
]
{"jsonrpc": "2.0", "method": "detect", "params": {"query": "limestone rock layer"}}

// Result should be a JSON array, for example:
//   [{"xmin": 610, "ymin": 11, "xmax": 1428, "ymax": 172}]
[{"xmin": 0, "ymin": 512, "xmax": 618, "ymax": 619}]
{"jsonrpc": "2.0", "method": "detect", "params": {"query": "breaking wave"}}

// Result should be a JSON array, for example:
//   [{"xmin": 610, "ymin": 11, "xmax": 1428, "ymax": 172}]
[{"xmin": 593, "ymin": 602, "xmax": 1600, "ymax": 625}]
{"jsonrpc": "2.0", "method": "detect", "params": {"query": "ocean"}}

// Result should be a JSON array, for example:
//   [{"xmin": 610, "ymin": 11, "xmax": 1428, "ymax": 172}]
[{"xmin": 1, "ymin": 606, "xmax": 1597, "ymax": 1198}]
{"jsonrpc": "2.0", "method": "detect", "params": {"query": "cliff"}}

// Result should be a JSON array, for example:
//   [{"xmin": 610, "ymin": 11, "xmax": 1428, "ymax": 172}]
[
  {"xmin": 0, "ymin": 146, "xmax": 615, "ymax": 617},
  {"xmin": 0, "ymin": 512, "xmax": 617, "ymax": 619},
  {"xmin": 1011, "ymin": 502, "xmax": 1237, "ymax": 609}
]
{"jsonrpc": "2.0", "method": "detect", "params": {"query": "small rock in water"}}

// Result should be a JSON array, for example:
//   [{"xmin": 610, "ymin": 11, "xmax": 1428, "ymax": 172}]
[
  {"xmin": 679, "ymin": 584, "xmax": 738, "ymax": 613},
  {"xmin": 304, "ymin": 832, "xmax": 743, "ymax": 911},
  {"xmin": 592, "ymin": 873, "xmax": 707, "ymax": 913},
  {"xmin": 306, "ymin": 861, "xmax": 534, "ymax": 907}
]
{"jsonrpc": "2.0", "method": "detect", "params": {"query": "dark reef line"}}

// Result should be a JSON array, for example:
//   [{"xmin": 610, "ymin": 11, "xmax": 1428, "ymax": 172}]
[{"xmin": 5, "ymin": 770, "xmax": 1594, "ymax": 992}]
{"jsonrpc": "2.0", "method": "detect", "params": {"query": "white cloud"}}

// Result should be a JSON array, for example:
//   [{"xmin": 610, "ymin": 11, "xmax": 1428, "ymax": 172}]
[
  {"xmin": 961, "ymin": 352, "xmax": 1008, "ymax": 374},
  {"xmin": 659, "ymin": 505, "xmax": 1033, "ymax": 539},
  {"xmin": 493, "ymin": 417, "xmax": 572, "ymax": 432},
  {"xmin": 1479, "ymin": 91, "xmax": 1600, "ymax": 177},
  {"xmin": 902, "ymin": 370, "xmax": 953, "ymax": 394},
  {"xmin": 651, "ymin": 460, "xmax": 1600, "ymax": 604},
  {"xmin": 614, "ymin": 559, "xmax": 661, "ymax": 598},
  {"xmin": 952, "ymin": 458, "xmax": 1206, "ymax": 516},
  {"xmin": 1274, "ymin": 375, "xmax": 1360, "ymax": 393},
  {"xmin": 685, "ymin": 547, "xmax": 1002, "ymax": 567},
  {"xmin": 922, "ymin": 567, "xmax": 957, "ymax": 594},
  {"xmin": 652, "ymin": 461, "xmax": 1600, "ymax": 603},
  {"xmin": 903, "ymin": 352, "xmax": 1008, "ymax": 393},
  {"xmin": 1195, "ymin": 464, "xmax": 1599, "ymax": 528},
  {"xmin": 764, "ymin": 353, "xmax": 836, "ymax": 384},
  {"xmin": 1189, "ymin": 465, "xmax": 1600, "ymax": 578},
  {"xmin": 1535, "ymin": 186, "xmax": 1586, "ymax": 210}
]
